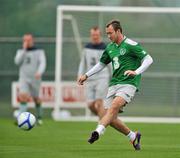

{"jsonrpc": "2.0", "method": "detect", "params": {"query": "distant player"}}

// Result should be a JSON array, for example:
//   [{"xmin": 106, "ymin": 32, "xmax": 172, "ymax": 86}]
[
  {"xmin": 78, "ymin": 26, "xmax": 111, "ymax": 118},
  {"xmin": 78, "ymin": 20, "xmax": 153, "ymax": 150},
  {"xmin": 14, "ymin": 34, "xmax": 46, "ymax": 125}
]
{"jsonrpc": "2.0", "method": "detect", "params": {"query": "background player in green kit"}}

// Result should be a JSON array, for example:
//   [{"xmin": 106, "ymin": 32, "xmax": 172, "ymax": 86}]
[
  {"xmin": 14, "ymin": 34, "xmax": 46, "ymax": 125},
  {"xmin": 78, "ymin": 20, "xmax": 153, "ymax": 150}
]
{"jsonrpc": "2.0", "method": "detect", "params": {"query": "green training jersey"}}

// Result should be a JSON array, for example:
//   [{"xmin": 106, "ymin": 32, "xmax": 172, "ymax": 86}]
[{"xmin": 100, "ymin": 37, "xmax": 147, "ymax": 89}]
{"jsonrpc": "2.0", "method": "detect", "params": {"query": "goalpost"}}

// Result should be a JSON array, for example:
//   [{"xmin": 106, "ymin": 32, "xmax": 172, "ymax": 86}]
[{"xmin": 54, "ymin": 5, "xmax": 180, "ymax": 122}]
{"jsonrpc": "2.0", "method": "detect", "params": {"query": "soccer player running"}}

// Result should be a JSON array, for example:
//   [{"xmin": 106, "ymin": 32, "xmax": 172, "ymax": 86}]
[
  {"xmin": 78, "ymin": 26, "xmax": 111, "ymax": 118},
  {"xmin": 78, "ymin": 20, "xmax": 153, "ymax": 150},
  {"xmin": 14, "ymin": 34, "xmax": 46, "ymax": 125}
]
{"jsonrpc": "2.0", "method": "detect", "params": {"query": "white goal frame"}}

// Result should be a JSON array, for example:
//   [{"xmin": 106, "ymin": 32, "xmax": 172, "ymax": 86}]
[{"xmin": 55, "ymin": 5, "xmax": 180, "ymax": 122}]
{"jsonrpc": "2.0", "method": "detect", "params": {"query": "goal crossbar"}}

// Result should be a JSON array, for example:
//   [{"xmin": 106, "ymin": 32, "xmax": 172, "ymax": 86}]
[{"xmin": 58, "ymin": 5, "xmax": 180, "ymax": 13}]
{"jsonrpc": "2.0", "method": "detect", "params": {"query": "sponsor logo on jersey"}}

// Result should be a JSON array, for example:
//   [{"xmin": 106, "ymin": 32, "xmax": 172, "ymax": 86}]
[{"xmin": 119, "ymin": 48, "xmax": 126, "ymax": 55}]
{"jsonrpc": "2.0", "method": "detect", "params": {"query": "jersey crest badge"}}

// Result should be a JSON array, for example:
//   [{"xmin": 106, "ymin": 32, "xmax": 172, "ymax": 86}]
[{"xmin": 119, "ymin": 48, "xmax": 126, "ymax": 55}]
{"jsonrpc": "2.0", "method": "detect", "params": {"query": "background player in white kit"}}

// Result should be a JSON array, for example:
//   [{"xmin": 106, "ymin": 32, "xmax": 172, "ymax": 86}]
[
  {"xmin": 14, "ymin": 34, "xmax": 46, "ymax": 125},
  {"xmin": 78, "ymin": 26, "xmax": 111, "ymax": 118}
]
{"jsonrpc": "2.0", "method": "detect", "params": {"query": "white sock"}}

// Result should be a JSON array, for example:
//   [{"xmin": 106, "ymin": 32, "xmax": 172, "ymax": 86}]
[
  {"xmin": 95, "ymin": 124, "xmax": 105, "ymax": 135},
  {"xmin": 127, "ymin": 131, "xmax": 136, "ymax": 141}
]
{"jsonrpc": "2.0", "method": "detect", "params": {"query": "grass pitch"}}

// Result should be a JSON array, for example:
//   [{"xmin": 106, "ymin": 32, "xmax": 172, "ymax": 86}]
[{"xmin": 0, "ymin": 119, "xmax": 180, "ymax": 158}]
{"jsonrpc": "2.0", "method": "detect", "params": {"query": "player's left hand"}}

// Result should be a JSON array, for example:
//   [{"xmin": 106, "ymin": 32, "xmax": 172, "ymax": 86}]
[
  {"xmin": 124, "ymin": 70, "xmax": 137, "ymax": 76},
  {"xmin": 35, "ymin": 73, "xmax": 41, "ymax": 80}
]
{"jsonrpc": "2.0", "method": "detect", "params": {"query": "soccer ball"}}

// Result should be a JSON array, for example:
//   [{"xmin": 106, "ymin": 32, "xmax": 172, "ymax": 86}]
[{"xmin": 17, "ymin": 112, "xmax": 36, "ymax": 130}]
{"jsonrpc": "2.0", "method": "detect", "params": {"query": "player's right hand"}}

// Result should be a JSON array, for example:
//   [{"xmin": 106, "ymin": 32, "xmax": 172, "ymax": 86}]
[
  {"xmin": 77, "ymin": 74, "xmax": 88, "ymax": 85},
  {"xmin": 23, "ymin": 41, "xmax": 28, "ymax": 49},
  {"xmin": 35, "ymin": 73, "xmax": 41, "ymax": 80}
]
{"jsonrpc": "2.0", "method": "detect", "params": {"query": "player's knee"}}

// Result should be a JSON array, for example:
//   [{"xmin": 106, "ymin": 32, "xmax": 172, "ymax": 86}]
[
  {"xmin": 94, "ymin": 99, "xmax": 103, "ymax": 109},
  {"xmin": 19, "ymin": 93, "xmax": 29, "ymax": 102},
  {"xmin": 19, "ymin": 97, "xmax": 27, "ymax": 103},
  {"xmin": 88, "ymin": 102, "xmax": 95, "ymax": 109},
  {"xmin": 95, "ymin": 99, "xmax": 103, "ymax": 105},
  {"xmin": 34, "ymin": 98, "xmax": 41, "ymax": 105}
]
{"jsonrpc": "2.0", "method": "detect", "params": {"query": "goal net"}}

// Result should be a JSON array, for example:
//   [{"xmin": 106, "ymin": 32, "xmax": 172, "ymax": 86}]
[{"xmin": 54, "ymin": 5, "xmax": 180, "ymax": 121}]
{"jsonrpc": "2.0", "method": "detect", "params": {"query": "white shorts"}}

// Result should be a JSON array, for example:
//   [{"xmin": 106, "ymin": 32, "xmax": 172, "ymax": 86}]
[
  {"xmin": 19, "ymin": 78, "xmax": 41, "ymax": 97},
  {"xmin": 104, "ymin": 84, "xmax": 137, "ymax": 110},
  {"xmin": 85, "ymin": 78, "xmax": 109, "ymax": 102}
]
